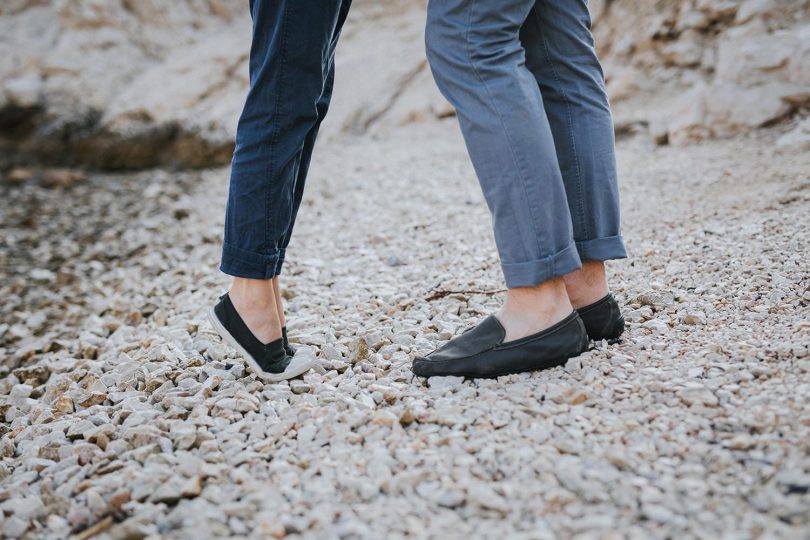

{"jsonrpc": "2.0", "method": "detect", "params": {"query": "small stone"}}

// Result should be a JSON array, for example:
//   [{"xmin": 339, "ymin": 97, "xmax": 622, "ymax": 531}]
[
  {"xmin": 5, "ymin": 167, "xmax": 34, "ymax": 183},
  {"xmin": 290, "ymin": 380, "xmax": 311, "ymax": 395},
  {"xmin": 642, "ymin": 319, "xmax": 669, "ymax": 333},
  {"xmin": 636, "ymin": 292, "xmax": 665, "ymax": 307},
  {"xmin": 428, "ymin": 376, "xmax": 464, "ymax": 389},
  {"xmin": 108, "ymin": 490, "xmax": 130, "ymax": 515},
  {"xmin": 681, "ymin": 312, "xmax": 706, "ymax": 325},
  {"xmin": 642, "ymin": 503, "xmax": 674, "ymax": 524},
  {"xmin": 10, "ymin": 384, "xmax": 33, "ymax": 399},
  {"xmin": 371, "ymin": 410, "xmax": 397, "ymax": 428},
  {"xmin": 180, "ymin": 475, "xmax": 202, "ymax": 498},
  {"xmin": 399, "ymin": 408, "xmax": 416, "ymax": 426},
  {"xmin": 85, "ymin": 490, "xmax": 107, "ymax": 516},
  {"xmin": 605, "ymin": 448, "xmax": 633, "ymax": 470},
  {"xmin": 727, "ymin": 435, "xmax": 756, "ymax": 450},
  {"xmin": 319, "ymin": 344, "xmax": 342, "ymax": 362},
  {"xmin": 467, "ymin": 483, "xmax": 509, "ymax": 515},
  {"xmin": 42, "ymin": 168, "xmax": 86, "ymax": 188},
  {"xmin": 2, "ymin": 516, "xmax": 28, "ymax": 538},
  {"xmin": 385, "ymin": 254, "xmax": 406, "ymax": 267},
  {"xmin": 435, "ymin": 489, "xmax": 465, "ymax": 509},
  {"xmin": 350, "ymin": 338, "xmax": 369, "ymax": 364},
  {"xmin": 546, "ymin": 384, "xmax": 588, "ymax": 405},
  {"xmin": 149, "ymin": 476, "xmax": 201, "ymax": 504},
  {"xmin": 12, "ymin": 365, "xmax": 51, "ymax": 386},
  {"xmin": 257, "ymin": 515, "xmax": 286, "ymax": 538},
  {"xmin": 678, "ymin": 384, "xmax": 719, "ymax": 407}
]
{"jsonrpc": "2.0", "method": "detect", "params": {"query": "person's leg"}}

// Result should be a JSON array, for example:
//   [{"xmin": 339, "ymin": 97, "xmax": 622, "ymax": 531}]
[
  {"xmin": 271, "ymin": 277, "xmax": 286, "ymax": 329},
  {"xmin": 274, "ymin": 0, "xmax": 351, "ymax": 275},
  {"xmin": 563, "ymin": 260, "xmax": 607, "ymax": 308},
  {"xmin": 271, "ymin": 0, "xmax": 350, "ymax": 347},
  {"xmin": 271, "ymin": 276, "xmax": 296, "ymax": 356},
  {"xmin": 425, "ymin": 0, "xmax": 580, "ymax": 339},
  {"xmin": 414, "ymin": 0, "xmax": 589, "ymax": 378},
  {"xmin": 519, "ymin": 1, "xmax": 627, "ymax": 309},
  {"xmin": 219, "ymin": 0, "xmax": 349, "ymax": 344},
  {"xmin": 211, "ymin": 0, "xmax": 350, "ymax": 380},
  {"xmin": 497, "ymin": 277, "xmax": 572, "ymax": 342}
]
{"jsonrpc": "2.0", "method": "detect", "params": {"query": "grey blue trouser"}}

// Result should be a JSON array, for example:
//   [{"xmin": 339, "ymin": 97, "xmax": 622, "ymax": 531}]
[{"xmin": 425, "ymin": 0, "xmax": 627, "ymax": 288}]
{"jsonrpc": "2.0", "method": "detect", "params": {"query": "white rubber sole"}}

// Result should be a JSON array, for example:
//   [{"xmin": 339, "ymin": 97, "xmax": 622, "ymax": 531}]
[{"xmin": 207, "ymin": 307, "xmax": 314, "ymax": 382}]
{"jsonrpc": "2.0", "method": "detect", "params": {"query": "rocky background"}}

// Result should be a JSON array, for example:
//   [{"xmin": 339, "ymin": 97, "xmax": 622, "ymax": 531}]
[{"xmin": 1, "ymin": 0, "xmax": 809, "ymax": 171}]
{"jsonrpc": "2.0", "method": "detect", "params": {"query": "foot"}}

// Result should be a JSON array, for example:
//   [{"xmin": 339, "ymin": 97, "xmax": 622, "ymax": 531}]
[
  {"xmin": 411, "ymin": 312, "xmax": 588, "ymax": 379},
  {"xmin": 208, "ymin": 294, "xmax": 314, "ymax": 381},
  {"xmin": 496, "ymin": 277, "xmax": 574, "ymax": 342},
  {"xmin": 208, "ymin": 278, "xmax": 313, "ymax": 382},
  {"xmin": 412, "ymin": 278, "xmax": 587, "ymax": 379},
  {"xmin": 271, "ymin": 277, "xmax": 296, "ymax": 356},
  {"xmin": 230, "ymin": 278, "xmax": 282, "ymax": 344}
]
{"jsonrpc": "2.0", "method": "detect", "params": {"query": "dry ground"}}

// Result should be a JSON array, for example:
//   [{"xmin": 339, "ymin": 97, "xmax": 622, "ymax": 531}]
[{"xmin": 1, "ymin": 121, "xmax": 809, "ymax": 539}]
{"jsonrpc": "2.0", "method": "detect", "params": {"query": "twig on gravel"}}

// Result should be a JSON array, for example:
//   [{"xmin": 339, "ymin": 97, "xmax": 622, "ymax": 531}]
[{"xmin": 426, "ymin": 289, "xmax": 506, "ymax": 301}]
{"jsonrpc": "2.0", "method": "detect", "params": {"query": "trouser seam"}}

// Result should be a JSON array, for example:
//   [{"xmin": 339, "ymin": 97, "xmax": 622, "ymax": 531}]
[
  {"xmin": 534, "ymin": 8, "xmax": 588, "ymax": 239},
  {"xmin": 266, "ymin": 0, "xmax": 292, "ymax": 257},
  {"xmin": 276, "ymin": 2, "xmax": 347, "ymax": 255},
  {"xmin": 464, "ymin": 0, "xmax": 544, "ymax": 261}
]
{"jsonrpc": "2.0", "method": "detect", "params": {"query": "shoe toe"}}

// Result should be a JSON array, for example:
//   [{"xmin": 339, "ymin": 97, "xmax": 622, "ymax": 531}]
[{"xmin": 411, "ymin": 355, "xmax": 436, "ymax": 378}]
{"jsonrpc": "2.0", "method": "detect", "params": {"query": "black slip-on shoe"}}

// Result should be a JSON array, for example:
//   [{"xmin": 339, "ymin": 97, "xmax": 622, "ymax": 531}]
[
  {"xmin": 412, "ymin": 312, "xmax": 589, "ymax": 379},
  {"xmin": 281, "ymin": 326, "xmax": 296, "ymax": 357},
  {"xmin": 207, "ymin": 294, "xmax": 314, "ymax": 382},
  {"xmin": 575, "ymin": 293, "xmax": 625, "ymax": 341}
]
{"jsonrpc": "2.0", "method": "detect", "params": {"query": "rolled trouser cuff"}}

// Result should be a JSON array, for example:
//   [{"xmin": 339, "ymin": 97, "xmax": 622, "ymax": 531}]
[
  {"xmin": 501, "ymin": 242, "xmax": 582, "ymax": 289},
  {"xmin": 220, "ymin": 242, "xmax": 280, "ymax": 279},
  {"xmin": 273, "ymin": 248, "xmax": 287, "ymax": 276},
  {"xmin": 575, "ymin": 235, "xmax": 627, "ymax": 262}
]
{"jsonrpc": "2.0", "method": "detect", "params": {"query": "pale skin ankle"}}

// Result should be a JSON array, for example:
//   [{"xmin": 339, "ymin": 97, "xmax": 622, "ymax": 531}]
[
  {"xmin": 271, "ymin": 277, "xmax": 287, "ymax": 329},
  {"xmin": 229, "ymin": 277, "xmax": 282, "ymax": 344},
  {"xmin": 563, "ymin": 260, "xmax": 609, "ymax": 310},
  {"xmin": 496, "ymin": 277, "xmax": 573, "ymax": 342}
]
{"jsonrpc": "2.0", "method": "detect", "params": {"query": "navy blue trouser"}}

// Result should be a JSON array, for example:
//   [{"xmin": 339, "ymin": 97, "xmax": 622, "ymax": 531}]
[
  {"xmin": 220, "ymin": 0, "xmax": 351, "ymax": 279},
  {"xmin": 426, "ymin": 0, "xmax": 627, "ymax": 288}
]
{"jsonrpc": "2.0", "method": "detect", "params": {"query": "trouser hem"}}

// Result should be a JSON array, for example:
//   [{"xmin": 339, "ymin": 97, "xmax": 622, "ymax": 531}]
[
  {"xmin": 575, "ymin": 235, "xmax": 627, "ymax": 262},
  {"xmin": 501, "ymin": 242, "xmax": 582, "ymax": 288},
  {"xmin": 273, "ymin": 249, "xmax": 287, "ymax": 276},
  {"xmin": 220, "ymin": 242, "xmax": 280, "ymax": 279}
]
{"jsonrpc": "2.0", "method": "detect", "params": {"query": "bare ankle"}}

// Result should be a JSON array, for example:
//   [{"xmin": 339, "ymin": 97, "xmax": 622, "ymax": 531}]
[
  {"xmin": 271, "ymin": 277, "xmax": 287, "ymax": 328},
  {"xmin": 498, "ymin": 278, "xmax": 573, "ymax": 341},
  {"xmin": 230, "ymin": 277, "xmax": 275, "ymax": 310},
  {"xmin": 228, "ymin": 278, "xmax": 282, "ymax": 343},
  {"xmin": 564, "ymin": 260, "xmax": 609, "ymax": 309}
]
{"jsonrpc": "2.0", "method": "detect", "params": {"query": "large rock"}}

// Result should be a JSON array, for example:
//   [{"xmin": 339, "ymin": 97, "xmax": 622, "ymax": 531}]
[
  {"xmin": 715, "ymin": 29, "xmax": 800, "ymax": 84},
  {"xmin": 776, "ymin": 116, "xmax": 810, "ymax": 151},
  {"xmin": 0, "ymin": 0, "xmax": 441, "ymax": 170},
  {"xmin": 0, "ymin": 0, "xmax": 246, "ymax": 169},
  {"xmin": 705, "ymin": 80, "xmax": 802, "ymax": 133},
  {"xmin": 0, "ymin": 0, "xmax": 808, "ymax": 166},
  {"xmin": 592, "ymin": 0, "xmax": 810, "ymax": 144}
]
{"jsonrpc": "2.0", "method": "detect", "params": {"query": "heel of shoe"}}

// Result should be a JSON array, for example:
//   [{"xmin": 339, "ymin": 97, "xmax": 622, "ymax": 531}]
[{"xmin": 606, "ymin": 315, "xmax": 625, "ymax": 341}]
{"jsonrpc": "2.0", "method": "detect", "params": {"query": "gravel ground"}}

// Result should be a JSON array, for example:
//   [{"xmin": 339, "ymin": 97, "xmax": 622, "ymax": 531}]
[{"xmin": 1, "ymin": 120, "xmax": 809, "ymax": 539}]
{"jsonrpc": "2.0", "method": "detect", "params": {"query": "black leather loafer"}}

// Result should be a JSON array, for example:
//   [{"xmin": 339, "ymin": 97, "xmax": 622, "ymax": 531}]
[
  {"xmin": 208, "ymin": 294, "xmax": 314, "ymax": 382},
  {"xmin": 412, "ymin": 312, "xmax": 589, "ymax": 379},
  {"xmin": 575, "ymin": 293, "xmax": 625, "ymax": 341}
]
